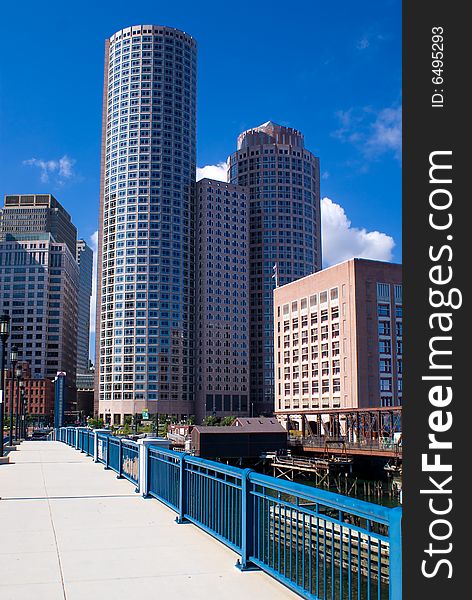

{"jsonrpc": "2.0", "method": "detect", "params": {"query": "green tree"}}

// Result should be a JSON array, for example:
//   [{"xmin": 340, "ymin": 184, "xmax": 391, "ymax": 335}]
[
  {"xmin": 87, "ymin": 417, "xmax": 104, "ymax": 429},
  {"xmin": 202, "ymin": 415, "xmax": 219, "ymax": 426}
]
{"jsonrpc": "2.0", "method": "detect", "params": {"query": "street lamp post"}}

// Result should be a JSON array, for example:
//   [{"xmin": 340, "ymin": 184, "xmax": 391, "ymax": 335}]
[
  {"xmin": 0, "ymin": 313, "xmax": 11, "ymax": 457},
  {"xmin": 17, "ymin": 378, "xmax": 25, "ymax": 440},
  {"xmin": 15, "ymin": 365, "xmax": 22, "ymax": 441},
  {"xmin": 9, "ymin": 346, "xmax": 18, "ymax": 446}
]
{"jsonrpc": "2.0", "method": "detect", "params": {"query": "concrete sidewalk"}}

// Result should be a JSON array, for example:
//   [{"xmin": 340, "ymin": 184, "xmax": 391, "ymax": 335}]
[{"xmin": 0, "ymin": 441, "xmax": 297, "ymax": 600}]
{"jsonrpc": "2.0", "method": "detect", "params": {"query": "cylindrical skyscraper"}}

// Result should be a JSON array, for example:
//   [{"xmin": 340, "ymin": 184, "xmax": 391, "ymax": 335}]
[
  {"xmin": 228, "ymin": 121, "xmax": 321, "ymax": 415},
  {"xmin": 96, "ymin": 25, "xmax": 197, "ymax": 424}
]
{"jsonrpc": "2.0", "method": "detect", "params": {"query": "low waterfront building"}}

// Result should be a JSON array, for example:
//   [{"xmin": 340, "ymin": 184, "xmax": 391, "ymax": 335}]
[
  {"xmin": 190, "ymin": 417, "xmax": 287, "ymax": 459},
  {"xmin": 273, "ymin": 258, "xmax": 402, "ymax": 429},
  {"xmin": 4, "ymin": 362, "xmax": 54, "ymax": 426}
]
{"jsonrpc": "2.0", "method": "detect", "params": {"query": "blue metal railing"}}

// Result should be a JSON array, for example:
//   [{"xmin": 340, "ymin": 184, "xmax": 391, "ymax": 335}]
[
  {"xmin": 148, "ymin": 447, "xmax": 182, "ymax": 511},
  {"xmin": 96, "ymin": 432, "xmax": 109, "ymax": 465},
  {"xmin": 108, "ymin": 436, "xmax": 121, "ymax": 472},
  {"xmin": 121, "ymin": 439, "xmax": 139, "ymax": 485},
  {"xmin": 55, "ymin": 428, "xmax": 402, "ymax": 600},
  {"xmin": 247, "ymin": 472, "xmax": 399, "ymax": 600}
]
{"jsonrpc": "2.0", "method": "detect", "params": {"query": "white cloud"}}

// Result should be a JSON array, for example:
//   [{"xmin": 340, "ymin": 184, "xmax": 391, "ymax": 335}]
[
  {"xmin": 89, "ymin": 230, "xmax": 98, "ymax": 335},
  {"xmin": 23, "ymin": 154, "xmax": 76, "ymax": 184},
  {"xmin": 357, "ymin": 38, "xmax": 370, "ymax": 50},
  {"xmin": 58, "ymin": 155, "xmax": 75, "ymax": 179},
  {"xmin": 321, "ymin": 197, "xmax": 395, "ymax": 267},
  {"xmin": 365, "ymin": 106, "xmax": 401, "ymax": 159},
  {"xmin": 196, "ymin": 161, "xmax": 228, "ymax": 182},
  {"xmin": 332, "ymin": 105, "xmax": 402, "ymax": 161}
]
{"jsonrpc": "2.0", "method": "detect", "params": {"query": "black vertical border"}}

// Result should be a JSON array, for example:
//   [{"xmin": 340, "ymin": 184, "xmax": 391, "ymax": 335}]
[{"xmin": 403, "ymin": 3, "xmax": 467, "ymax": 599}]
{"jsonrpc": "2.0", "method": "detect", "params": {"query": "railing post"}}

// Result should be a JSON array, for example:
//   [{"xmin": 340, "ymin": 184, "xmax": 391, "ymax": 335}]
[
  {"xmin": 93, "ymin": 428, "xmax": 108, "ymax": 463},
  {"xmin": 137, "ymin": 437, "xmax": 170, "ymax": 497},
  {"xmin": 137, "ymin": 439, "xmax": 147, "ymax": 496},
  {"xmin": 176, "ymin": 452, "xmax": 190, "ymax": 524},
  {"xmin": 105, "ymin": 435, "xmax": 110, "ymax": 469},
  {"xmin": 93, "ymin": 430, "xmax": 99, "ymax": 462},
  {"xmin": 117, "ymin": 437, "xmax": 123, "ymax": 478},
  {"xmin": 389, "ymin": 506, "xmax": 402, "ymax": 600},
  {"xmin": 236, "ymin": 468, "xmax": 259, "ymax": 571}
]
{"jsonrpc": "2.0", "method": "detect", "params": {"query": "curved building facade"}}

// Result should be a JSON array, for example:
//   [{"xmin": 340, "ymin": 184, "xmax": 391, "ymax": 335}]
[
  {"xmin": 228, "ymin": 122, "xmax": 321, "ymax": 415},
  {"xmin": 96, "ymin": 25, "xmax": 197, "ymax": 423}
]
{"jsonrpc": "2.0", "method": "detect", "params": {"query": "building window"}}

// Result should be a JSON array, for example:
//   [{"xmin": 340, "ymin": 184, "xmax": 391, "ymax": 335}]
[
  {"xmin": 378, "ymin": 303, "xmax": 390, "ymax": 317},
  {"xmin": 377, "ymin": 283, "xmax": 390, "ymax": 299},
  {"xmin": 379, "ymin": 340, "xmax": 391, "ymax": 354},
  {"xmin": 394, "ymin": 284, "xmax": 402, "ymax": 303}
]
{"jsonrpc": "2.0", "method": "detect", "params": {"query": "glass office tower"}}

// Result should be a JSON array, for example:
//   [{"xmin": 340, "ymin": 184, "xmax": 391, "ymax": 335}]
[
  {"xmin": 228, "ymin": 122, "xmax": 322, "ymax": 415},
  {"xmin": 76, "ymin": 240, "xmax": 93, "ymax": 375},
  {"xmin": 96, "ymin": 25, "xmax": 197, "ymax": 424}
]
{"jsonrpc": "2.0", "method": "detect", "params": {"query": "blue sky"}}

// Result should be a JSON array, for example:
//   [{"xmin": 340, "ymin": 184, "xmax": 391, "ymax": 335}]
[{"xmin": 0, "ymin": 0, "xmax": 401, "ymax": 354}]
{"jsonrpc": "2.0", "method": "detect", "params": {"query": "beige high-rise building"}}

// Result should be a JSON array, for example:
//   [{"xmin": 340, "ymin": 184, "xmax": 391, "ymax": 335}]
[
  {"xmin": 194, "ymin": 179, "xmax": 250, "ymax": 422},
  {"xmin": 273, "ymin": 259, "xmax": 402, "ymax": 424}
]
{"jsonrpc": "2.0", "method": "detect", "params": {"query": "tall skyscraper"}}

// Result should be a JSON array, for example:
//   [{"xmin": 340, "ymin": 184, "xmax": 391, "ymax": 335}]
[
  {"xmin": 76, "ymin": 240, "xmax": 93, "ymax": 375},
  {"xmin": 273, "ymin": 259, "xmax": 402, "ymax": 428},
  {"xmin": 96, "ymin": 25, "xmax": 197, "ymax": 425},
  {"xmin": 228, "ymin": 122, "xmax": 321, "ymax": 415},
  {"xmin": 195, "ymin": 178, "xmax": 250, "ymax": 422},
  {"xmin": 0, "ymin": 194, "xmax": 80, "ymax": 418}
]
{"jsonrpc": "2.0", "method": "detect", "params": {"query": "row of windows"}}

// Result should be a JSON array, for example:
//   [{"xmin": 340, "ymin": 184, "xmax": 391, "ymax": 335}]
[
  {"xmin": 283, "ymin": 379, "xmax": 341, "ymax": 395},
  {"xmin": 280, "ymin": 289, "xmax": 339, "ymax": 316}
]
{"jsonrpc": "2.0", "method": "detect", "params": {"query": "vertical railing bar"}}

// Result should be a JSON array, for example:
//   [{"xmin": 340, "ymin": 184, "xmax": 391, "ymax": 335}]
[
  {"xmin": 302, "ymin": 506, "xmax": 306, "ymax": 590},
  {"xmin": 323, "ymin": 514, "xmax": 327, "ymax": 599},
  {"xmin": 377, "ymin": 536, "xmax": 382, "ymax": 600},
  {"xmin": 289, "ymin": 505, "xmax": 293, "ymax": 582},
  {"xmin": 308, "ymin": 513, "xmax": 313, "ymax": 595},
  {"xmin": 348, "ymin": 527, "xmax": 352, "ymax": 600},
  {"xmin": 294, "ymin": 500, "xmax": 298, "ymax": 584},
  {"xmin": 316, "ymin": 511, "xmax": 320, "ymax": 598},
  {"xmin": 277, "ymin": 494, "xmax": 281, "ymax": 576},
  {"xmin": 331, "ymin": 519, "xmax": 335, "ymax": 600},
  {"xmin": 272, "ymin": 498, "xmax": 276, "ymax": 570},
  {"xmin": 367, "ymin": 524, "xmax": 372, "ymax": 600},
  {"xmin": 358, "ymin": 523, "xmax": 361, "ymax": 600},
  {"xmin": 388, "ymin": 508, "xmax": 402, "ymax": 600}
]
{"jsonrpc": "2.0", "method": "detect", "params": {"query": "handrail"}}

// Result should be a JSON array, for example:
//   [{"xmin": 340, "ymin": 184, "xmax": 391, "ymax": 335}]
[{"xmin": 55, "ymin": 427, "xmax": 402, "ymax": 600}]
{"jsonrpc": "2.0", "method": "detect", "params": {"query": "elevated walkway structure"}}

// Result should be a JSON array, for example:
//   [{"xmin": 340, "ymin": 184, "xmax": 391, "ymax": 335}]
[
  {"xmin": 1, "ymin": 430, "xmax": 402, "ymax": 600},
  {"xmin": 0, "ymin": 441, "xmax": 298, "ymax": 600}
]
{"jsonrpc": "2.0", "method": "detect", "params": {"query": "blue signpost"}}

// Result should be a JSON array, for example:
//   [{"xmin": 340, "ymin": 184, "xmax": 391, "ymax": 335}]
[{"xmin": 54, "ymin": 371, "xmax": 66, "ymax": 429}]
